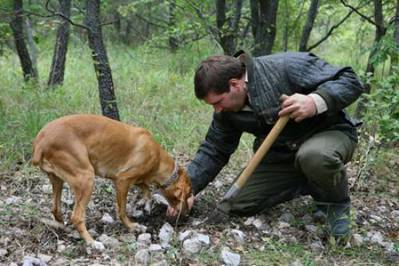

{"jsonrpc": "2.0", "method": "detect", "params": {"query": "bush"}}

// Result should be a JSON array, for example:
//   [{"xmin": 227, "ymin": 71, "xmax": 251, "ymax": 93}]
[{"xmin": 363, "ymin": 66, "xmax": 399, "ymax": 144}]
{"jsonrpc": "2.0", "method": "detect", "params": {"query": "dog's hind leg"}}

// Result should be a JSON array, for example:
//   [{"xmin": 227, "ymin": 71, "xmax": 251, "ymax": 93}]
[
  {"xmin": 115, "ymin": 180, "xmax": 138, "ymax": 231},
  {"xmin": 48, "ymin": 173, "xmax": 64, "ymax": 224},
  {"xmin": 69, "ymin": 171, "xmax": 95, "ymax": 244}
]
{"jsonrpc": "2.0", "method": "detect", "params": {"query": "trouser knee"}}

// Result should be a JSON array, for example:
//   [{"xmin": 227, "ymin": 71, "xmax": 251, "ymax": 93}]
[{"xmin": 296, "ymin": 146, "xmax": 348, "ymax": 202}]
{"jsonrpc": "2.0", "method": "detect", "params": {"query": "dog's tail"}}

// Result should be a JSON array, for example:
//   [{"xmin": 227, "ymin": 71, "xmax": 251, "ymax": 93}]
[{"xmin": 31, "ymin": 139, "xmax": 43, "ymax": 167}]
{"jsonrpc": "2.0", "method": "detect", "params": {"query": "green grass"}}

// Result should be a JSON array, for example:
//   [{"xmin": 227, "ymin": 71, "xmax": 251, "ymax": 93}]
[{"xmin": 0, "ymin": 41, "xmax": 218, "ymax": 170}]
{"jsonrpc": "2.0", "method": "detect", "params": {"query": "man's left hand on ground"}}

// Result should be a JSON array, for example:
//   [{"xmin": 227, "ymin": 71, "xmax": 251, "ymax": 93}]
[{"xmin": 279, "ymin": 93, "xmax": 317, "ymax": 122}]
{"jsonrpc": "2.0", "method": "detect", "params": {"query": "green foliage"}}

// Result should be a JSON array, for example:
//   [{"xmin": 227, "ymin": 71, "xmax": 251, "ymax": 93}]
[
  {"xmin": 370, "ymin": 26, "xmax": 399, "ymax": 66},
  {"xmin": 363, "ymin": 66, "xmax": 399, "ymax": 143}
]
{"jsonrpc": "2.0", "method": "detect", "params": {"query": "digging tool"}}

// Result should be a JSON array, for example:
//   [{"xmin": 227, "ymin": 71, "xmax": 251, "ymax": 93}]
[{"xmin": 206, "ymin": 115, "xmax": 290, "ymax": 223}]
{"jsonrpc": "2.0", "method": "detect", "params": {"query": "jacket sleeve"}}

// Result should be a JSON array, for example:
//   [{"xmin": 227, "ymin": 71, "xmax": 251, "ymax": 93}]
[
  {"xmin": 284, "ymin": 52, "xmax": 365, "ymax": 112},
  {"xmin": 187, "ymin": 112, "xmax": 242, "ymax": 195}
]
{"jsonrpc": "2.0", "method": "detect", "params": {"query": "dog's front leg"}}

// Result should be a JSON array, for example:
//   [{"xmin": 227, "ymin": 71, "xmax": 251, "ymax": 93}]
[{"xmin": 115, "ymin": 180, "xmax": 138, "ymax": 231}]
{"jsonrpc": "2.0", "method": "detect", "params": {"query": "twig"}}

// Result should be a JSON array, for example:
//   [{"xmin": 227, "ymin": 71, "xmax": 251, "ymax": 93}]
[
  {"xmin": 45, "ymin": 0, "xmax": 90, "ymax": 31},
  {"xmin": 39, "ymin": 217, "xmax": 73, "ymax": 233},
  {"xmin": 340, "ymin": 0, "xmax": 376, "ymax": 26},
  {"xmin": 307, "ymin": 9, "xmax": 354, "ymax": 51}
]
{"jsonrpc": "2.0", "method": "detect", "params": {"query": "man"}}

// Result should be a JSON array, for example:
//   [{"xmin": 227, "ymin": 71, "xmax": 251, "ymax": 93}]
[{"xmin": 168, "ymin": 51, "xmax": 364, "ymax": 239}]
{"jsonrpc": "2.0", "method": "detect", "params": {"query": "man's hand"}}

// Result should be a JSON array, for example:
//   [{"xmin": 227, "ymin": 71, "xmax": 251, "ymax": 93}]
[
  {"xmin": 278, "ymin": 93, "xmax": 317, "ymax": 122},
  {"xmin": 166, "ymin": 194, "xmax": 195, "ymax": 217}
]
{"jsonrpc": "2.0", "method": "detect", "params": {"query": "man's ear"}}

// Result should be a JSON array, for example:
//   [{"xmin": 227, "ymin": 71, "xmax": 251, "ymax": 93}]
[{"xmin": 229, "ymin": 78, "xmax": 241, "ymax": 91}]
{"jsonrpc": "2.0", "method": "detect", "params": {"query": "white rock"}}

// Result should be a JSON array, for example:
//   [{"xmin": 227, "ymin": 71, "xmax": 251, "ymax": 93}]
[
  {"xmin": 57, "ymin": 240, "xmax": 66, "ymax": 253},
  {"xmin": 88, "ymin": 228, "xmax": 99, "ymax": 238},
  {"xmin": 159, "ymin": 223, "xmax": 174, "ymax": 248},
  {"xmin": 135, "ymin": 224, "xmax": 148, "ymax": 233},
  {"xmin": 152, "ymin": 193, "xmax": 169, "ymax": 206},
  {"xmin": 0, "ymin": 248, "xmax": 8, "ymax": 257},
  {"xmin": 98, "ymin": 234, "xmax": 120, "ymax": 248},
  {"xmin": 22, "ymin": 256, "xmax": 46, "ymax": 266},
  {"xmin": 6, "ymin": 196, "xmax": 21, "ymax": 205},
  {"xmin": 310, "ymin": 241, "xmax": 323, "ymax": 252},
  {"xmin": 369, "ymin": 214, "xmax": 383, "ymax": 223},
  {"xmin": 182, "ymin": 238, "xmax": 202, "ymax": 255},
  {"xmin": 90, "ymin": 240, "xmax": 105, "ymax": 250},
  {"xmin": 193, "ymin": 233, "xmax": 210, "ymax": 246},
  {"xmin": 213, "ymin": 180, "xmax": 224, "ymax": 189},
  {"xmin": 244, "ymin": 217, "xmax": 255, "ymax": 226},
  {"xmin": 305, "ymin": 225, "xmax": 318, "ymax": 234},
  {"xmin": 150, "ymin": 260, "xmax": 168, "ymax": 266},
  {"xmin": 278, "ymin": 222, "xmax": 290, "ymax": 229},
  {"xmin": 178, "ymin": 230, "xmax": 193, "ymax": 241},
  {"xmin": 229, "ymin": 229, "xmax": 246, "ymax": 243},
  {"xmin": 252, "ymin": 218, "xmax": 266, "ymax": 230},
  {"xmin": 135, "ymin": 249, "xmax": 150, "ymax": 265},
  {"xmin": 290, "ymin": 259, "xmax": 303, "ymax": 266},
  {"xmin": 41, "ymin": 185, "xmax": 52, "ymax": 194},
  {"xmin": 137, "ymin": 233, "xmax": 152, "ymax": 248},
  {"xmin": 391, "ymin": 210, "xmax": 399, "ymax": 218},
  {"xmin": 352, "ymin": 233, "xmax": 364, "ymax": 247},
  {"xmin": 52, "ymin": 258, "xmax": 69, "ymax": 265},
  {"xmin": 382, "ymin": 241, "xmax": 394, "ymax": 252},
  {"xmin": 279, "ymin": 212, "xmax": 295, "ymax": 224},
  {"xmin": 192, "ymin": 219, "xmax": 203, "ymax": 226},
  {"xmin": 132, "ymin": 208, "xmax": 144, "ymax": 218},
  {"xmin": 38, "ymin": 254, "xmax": 52, "ymax": 263},
  {"xmin": 149, "ymin": 244, "xmax": 163, "ymax": 253},
  {"xmin": 220, "ymin": 247, "xmax": 240, "ymax": 266},
  {"xmin": 367, "ymin": 231, "xmax": 384, "ymax": 245},
  {"xmin": 101, "ymin": 213, "xmax": 114, "ymax": 224}
]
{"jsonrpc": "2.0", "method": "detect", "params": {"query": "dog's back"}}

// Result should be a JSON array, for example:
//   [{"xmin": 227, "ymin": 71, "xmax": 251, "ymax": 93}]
[{"xmin": 32, "ymin": 114, "xmax": 159, "ymax": 178}]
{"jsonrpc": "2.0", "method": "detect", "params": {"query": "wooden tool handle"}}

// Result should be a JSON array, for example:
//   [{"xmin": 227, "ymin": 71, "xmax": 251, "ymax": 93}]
[{"xmin": 235, "ymin": 115, "xmax": 290, "ymax": 188}]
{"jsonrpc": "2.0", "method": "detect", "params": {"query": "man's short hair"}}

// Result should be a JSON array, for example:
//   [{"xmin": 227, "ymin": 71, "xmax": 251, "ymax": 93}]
[{"xmin": 194, "ymin": 55, "xmax": 246, "ymax": 99}]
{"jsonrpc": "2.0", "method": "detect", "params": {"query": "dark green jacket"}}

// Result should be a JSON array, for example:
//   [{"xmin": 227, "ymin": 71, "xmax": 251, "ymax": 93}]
[{"xmin": 188, "ymin": 52, "xmax": 364, "ymax": 195}]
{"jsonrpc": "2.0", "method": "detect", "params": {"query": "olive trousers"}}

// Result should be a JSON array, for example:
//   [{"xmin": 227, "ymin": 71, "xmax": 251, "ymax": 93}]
[{"xmin": 228, "ymin": 130, "xmax": 356, "ymax": 216}]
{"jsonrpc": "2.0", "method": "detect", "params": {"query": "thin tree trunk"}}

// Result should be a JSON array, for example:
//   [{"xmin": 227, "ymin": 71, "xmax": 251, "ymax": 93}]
[
  {"xmin": 251, "ymin": 0, "xmax": 279, "ymax": 56},
  {"xmin": 10, "ymin": 0, "xmax": 37, "ymax": 81},
  {"xmin": 215, "ymin": 0, "xmax": 243, "ymax": 55},
  {"xmin": 282, "ymin": 0, "xmax": 289, "ymax": 51},
  {"xmin": 391, "ymin": 0, "xmax": 399, "ymax": 73},
  {"xmin": 48, "ymin": 0, "xmax": 71, "ymax": 87},
  {"xmin": 85, "ymin": 0, "xmax": 120, "ymax": 120},
  {"xmin": 355, "ymin": 0, "xmax": 386, "ymax": 118},
  {"xmin": 25, "ymin": 17, "xmax": 39, "ymax": 78},
  {"xmin": 168, "ymin": 0, "xmax": 178, "ymax": 52},
  {"xmin": 299, "ymin": 0, "xmax": 320, "ymax": 51}
]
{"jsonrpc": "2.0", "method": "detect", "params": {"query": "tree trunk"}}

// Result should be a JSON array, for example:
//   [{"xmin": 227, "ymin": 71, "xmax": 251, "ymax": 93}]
[
  {"xmin": 391, "ymin": 0, "xmax": 399, "ymax": 73},
  {"xmin": 85, "ymin": 0, "xmax": 120, "ymax": 120},
  {"xmin": 48, "ymin": 0, "xmax": 71, "ymax": 87},
  {"xmin": 355, "ymin": 0, "xmax": 386, "ymax": 118},
  {"xmin": 216, "ymin": 0, "xmax": 243, "ymax": 55},
  {"xmin": 251, "ymin": 0, "xmax": 279, "ymax": 56},
  {"xmin": 25, "ymin": 17, "xmax": 39, "ymax": 78},
  {"xmin": 9, "ymin": 0, "xmax": 37, "ymax": 81},
  {"xmin": 168, "ymin": 0, "xmax": 178, "ymax": 52},
  {"xmin": 282, "ymin": 0, "xmax": 289, "ymax": 51},
  {"xmin": 299, "ymin": 0, "xmax": 320, "ymax": 51}
]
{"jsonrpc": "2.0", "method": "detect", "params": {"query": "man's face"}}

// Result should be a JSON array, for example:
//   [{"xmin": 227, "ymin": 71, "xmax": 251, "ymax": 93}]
[{"xmin": 203, "ymin": 79, "xmax": 247, "ymax": 113}]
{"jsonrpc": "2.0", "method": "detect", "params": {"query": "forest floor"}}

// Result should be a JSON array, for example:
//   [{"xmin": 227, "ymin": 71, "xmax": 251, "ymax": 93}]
[{"xmin": 0, "ymin": 153, "xmax": 398, "ymax": 266}]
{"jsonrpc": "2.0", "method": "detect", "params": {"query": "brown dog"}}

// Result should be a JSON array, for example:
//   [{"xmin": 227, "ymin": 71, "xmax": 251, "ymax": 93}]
[{"xmin": 32, "ymin": 114, "xmax": 192, "ymax": 247}]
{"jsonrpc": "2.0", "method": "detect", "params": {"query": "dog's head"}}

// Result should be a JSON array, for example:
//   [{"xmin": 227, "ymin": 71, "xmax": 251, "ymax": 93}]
[{"xmin": 161, "ymin": 168, "xmax": 193, "ymax": 217}]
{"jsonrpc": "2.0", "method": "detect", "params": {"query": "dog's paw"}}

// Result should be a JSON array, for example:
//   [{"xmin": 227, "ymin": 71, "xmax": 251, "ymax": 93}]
[
  {"xmin": 144, "ymin": 200, "xmax": 152, "ymax": 214},
  {"xmin": 90, "ymin": 240, "xmax": 105, "ymax": 250}
]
